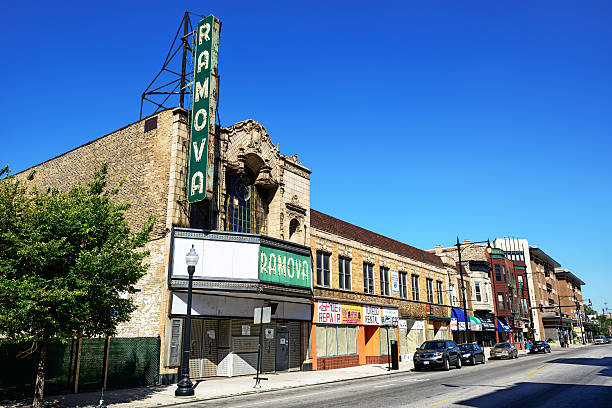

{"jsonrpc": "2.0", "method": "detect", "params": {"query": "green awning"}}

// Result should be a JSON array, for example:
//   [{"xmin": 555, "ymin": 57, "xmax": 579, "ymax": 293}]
[
  {"xmin": 428, "ymin": 315, "xmax": 451, "ymax": 322},
  {"xmin": 470, "ymin": 316, "xmax": 482, "ymax": 325}
]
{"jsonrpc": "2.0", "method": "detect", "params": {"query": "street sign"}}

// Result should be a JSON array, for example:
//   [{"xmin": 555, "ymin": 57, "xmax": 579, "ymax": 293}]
[
  {"xmin": 188, "ymin": 15, "xmax": 220, "ymax": 203},
  {"xmin": 254, "ymin": 307, "xmax": 271, "ymax": 324}
]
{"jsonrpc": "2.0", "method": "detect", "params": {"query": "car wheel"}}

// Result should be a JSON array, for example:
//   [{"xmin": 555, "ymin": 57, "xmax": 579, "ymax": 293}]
[
  {"xmin": 514, "ymin": 351, "xmax": 518, "ymax": 359},
  {"xmin": 443, "ymin": 357, "xmax": 450, "ymax": 371},
  {"xmin": 470, "ymin": 356, "xmax": 475, "ymax": 366},
  {"xmin": 456, "ymin": 357, "xmax": 462, "ymax": 369},
  {"xmin": 482, "ymin": 355, "xmax": 486, "ymax": 364},
  {"xmin": 547, "ymin": 348, "xmax": 551, "ymax": 353}
]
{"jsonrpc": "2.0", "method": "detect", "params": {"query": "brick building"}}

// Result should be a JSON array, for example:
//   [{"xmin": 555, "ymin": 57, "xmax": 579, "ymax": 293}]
[
  {"xmin": 310, "ymin": 211, "xmax": 451, "ymax": 369},
  {"xmin": 555, "ymin": 269, "xmax": 586, "ymax": 343},
  {"xmin": 432, "ymin": 243, "xmax": 496, "ymax": 346},
  {"xmin": 16, "ymin": 106, "xmax": 456, "ymax": 382}
]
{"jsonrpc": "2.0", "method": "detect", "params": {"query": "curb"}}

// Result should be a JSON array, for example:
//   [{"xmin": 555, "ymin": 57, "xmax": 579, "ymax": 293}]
[{"xmin": 153, "ymin": 368, "xmax": 412, "ymax": 407}]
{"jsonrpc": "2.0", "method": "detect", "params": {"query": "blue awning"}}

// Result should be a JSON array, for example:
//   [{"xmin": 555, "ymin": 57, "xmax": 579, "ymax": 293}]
[
  {"xmin": 451, "ymin": 308, "xmax": 470, "ymax": 331},
  {"xmin": 497, "ymin": 318, "xmax": 512, "ymax": 332}
]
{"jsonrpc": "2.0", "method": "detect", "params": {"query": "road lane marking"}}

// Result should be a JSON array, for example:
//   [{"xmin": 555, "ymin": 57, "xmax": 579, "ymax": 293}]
[
  {"xmin": 523, "ymin": 363, "xmax": 554, "ymax": 377},
  {"xmin": 428, "ymin": 398, "xmax": 452, "ymax": 406}
]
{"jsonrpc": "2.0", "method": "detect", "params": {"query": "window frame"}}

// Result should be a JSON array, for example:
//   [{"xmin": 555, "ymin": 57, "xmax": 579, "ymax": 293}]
[
  {"xmin": 426, "ymin": 278, "xmax": 434, "ymax": 303},
  {"xmin": 363, "ymin": 263, "xmax": 375, "ymax": 294},
  {"xmin": 399, "ymin": 272, "xmax": 408, "ymax": 299},
  {"xmin": 436, "ymin": 280, "xmax": 443, "ymax": 304},
  {"xmin": 474, "ymin": 281, "xmax": 482, "ymax": 302},
  {"xmin": 411, "ymin": 274, "xmax": 420, "ymax": 301},
  {"xmin": 316, "ymin": 251, "xmax": 331, "ymax": 288},
  {"xmin": 338, "ymin": 257, "xmax": 351, "ymax": 290},
  {"xmin": 380, "ymin": 266, "xmax": 390, "ymax": 296}
]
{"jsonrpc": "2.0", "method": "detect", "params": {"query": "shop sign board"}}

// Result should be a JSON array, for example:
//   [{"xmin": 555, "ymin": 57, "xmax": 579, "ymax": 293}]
[
  {"xmin": 411, "ymin": 320, "xmax": 425, "ymax": 330},
  {"xmin": 188, "ymin": 15, "xmax": 220, "ymax": 203},
  {"xmin": 399, "ymin": 319, "xmax": 408, "ymax": 330},
  {"xmin": 259, "ymin": 245, "xmax": 311, "ymax": 288},
  {"xmin": 363, "ymin": 305, "xmax": 381, "ymax": 325},
  {"xmin": 316, "ymin": 302, "xmax": 341, "ymax": 324},
  {"xmin": 390, "ymin": 269, "xmax": 399, "ymax": 295},
  {"xmin": 382, "ymin": 308, "xmax": 399, "ymax": 327},
  {"xmin": 341, "ymin": 304, "xmax": 362, "ymax": 324}
]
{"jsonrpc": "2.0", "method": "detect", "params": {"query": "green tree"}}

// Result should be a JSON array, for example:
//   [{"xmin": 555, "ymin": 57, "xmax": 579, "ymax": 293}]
[{"xmin": 0, "ymin": 164, "xmax": 155, "ymax": 408}]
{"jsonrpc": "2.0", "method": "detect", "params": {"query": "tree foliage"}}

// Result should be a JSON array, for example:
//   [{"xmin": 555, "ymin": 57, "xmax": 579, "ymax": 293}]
[
  {"xmin": 0, "ymin": 163, "xmax": 155, "ymax": 405},
  {"xmin": 0, "ymin": 163, "xmax": 155, "ymax": 341}
]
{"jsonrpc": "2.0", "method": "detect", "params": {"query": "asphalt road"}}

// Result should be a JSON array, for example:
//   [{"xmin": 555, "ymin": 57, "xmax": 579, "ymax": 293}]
[{"xmin": 179, "ymin": 344, "xmax": 612, "ymax": 408}]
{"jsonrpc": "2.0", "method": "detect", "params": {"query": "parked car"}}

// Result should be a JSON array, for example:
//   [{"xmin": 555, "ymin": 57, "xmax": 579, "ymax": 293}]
[
  {"xmin": 529, "ymin": 341, "xmax": 551, "ymax": 354},
  {"xmin": 458, "ymin": 343, "xmax": 486, "ymax": 365},
  {"xmin": 414, "ymin": 340, "xmax": 462, "ymax": 371},
  {"xmin": 594, "ymin": 335, "xmax": 606, "ymax": 344},
  {"xmin": 489, "ymin": 342, "xmax": 518, "ymax": 359},
  {"xmin": 606, "ymin": 336, "xmax": 612, "ymax": 344}
]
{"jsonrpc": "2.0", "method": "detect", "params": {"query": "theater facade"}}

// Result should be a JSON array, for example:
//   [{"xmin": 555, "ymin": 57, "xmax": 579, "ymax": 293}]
[{"xmin": 18, "ymin": 107, "xmax": 454, "ymax": 381}]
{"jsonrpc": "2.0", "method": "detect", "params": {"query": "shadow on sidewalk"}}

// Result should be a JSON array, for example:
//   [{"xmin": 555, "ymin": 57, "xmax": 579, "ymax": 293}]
[{"xmin": 3, "ymin": 386, "xmax": 163, "ymax": 408}]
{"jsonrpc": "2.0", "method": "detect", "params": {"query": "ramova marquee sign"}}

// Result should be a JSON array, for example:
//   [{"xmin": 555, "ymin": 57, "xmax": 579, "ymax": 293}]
[
  {"xmin": 188, "ymin": 15, "xmax": 220, "ymax": 203},
  {"xmin": 259, "ymin": 246, "xmax": 310, "ymax": 288},
  {"xmin": 169, "ymin": 228, "xmax": 311, "ymax": 290}
]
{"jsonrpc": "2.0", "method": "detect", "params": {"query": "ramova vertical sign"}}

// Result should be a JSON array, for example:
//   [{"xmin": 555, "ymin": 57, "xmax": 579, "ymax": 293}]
[{"xmin": 188, "ymin": 15, "xmax": 220, "ymax": 203}]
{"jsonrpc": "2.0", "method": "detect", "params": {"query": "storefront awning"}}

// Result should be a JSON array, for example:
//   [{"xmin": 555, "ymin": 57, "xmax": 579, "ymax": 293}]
[
  {"xmin": 497, "ymin": 318, "xmax": 512, "ymax": 332},
  {"xmin": 428, "ymin": 315, "xmax": 451, "ymax": 322},
  {"xmin": 470, "ymin": 316, "xmax": 483, "ymax": 331},
  {"xmin": 451, "ymin": 308, "xmax": 470, "ymax": 331},
  {"xmin": 478, "ymin": 314, "xmax": 496, "ymax": 331}
]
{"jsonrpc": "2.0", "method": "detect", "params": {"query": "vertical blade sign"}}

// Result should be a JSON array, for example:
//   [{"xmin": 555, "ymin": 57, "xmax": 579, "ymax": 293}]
[{"xmin": 188, "ymin": 15, "xmax": 220, "ymax": 203}]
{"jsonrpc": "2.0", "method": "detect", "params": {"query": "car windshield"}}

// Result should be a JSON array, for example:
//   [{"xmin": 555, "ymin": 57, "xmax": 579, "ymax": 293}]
[
  {"xmin": 420, "ymin": 341, "xmax": 446, "ymax": 350},
  {"xmin": 534, "ymin": 341, "xmax": 546, "ymax": 346},
  {"xmin": 458, "ymin": 344, "xmax": 473, "ymax": 351},
  {"xmin": 494, "ymin": 343, "xmax": 511, "ymax": 348}
]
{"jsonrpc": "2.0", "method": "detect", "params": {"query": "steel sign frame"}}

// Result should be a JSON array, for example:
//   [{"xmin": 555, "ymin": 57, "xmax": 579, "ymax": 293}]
[{"xmin": 188, "ymin": 15, "xmax": 220, "ymax": 203}]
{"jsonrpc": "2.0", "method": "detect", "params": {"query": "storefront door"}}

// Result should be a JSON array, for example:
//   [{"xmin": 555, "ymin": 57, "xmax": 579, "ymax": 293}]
[{"xmin": 276, "ymin": 328, "xmax": 290, "ymax": 372}]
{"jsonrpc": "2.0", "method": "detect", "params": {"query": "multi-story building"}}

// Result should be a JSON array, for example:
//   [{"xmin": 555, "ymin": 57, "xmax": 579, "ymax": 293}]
[
  {"xmin": 310, "ymin": 211, "xmax": 451, "ymax": 369},
  {"xmin": 528, "ymin": 246, "xmax": 570, "ymax": 342},
  {"xmin": 555, "ymin": 269, "xmax": 586, "ymax": 343},
  {"xmin": 16, "ymin": 110, "xmax": 316, "ymax": 382},
  {"xmin": 432, "ymin": 242, "xmax": 496, "ymax": 346}
]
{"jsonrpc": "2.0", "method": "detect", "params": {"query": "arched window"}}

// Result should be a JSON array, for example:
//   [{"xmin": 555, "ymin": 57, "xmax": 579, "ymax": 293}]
[
  {"xmin": 225, "ymin": 172, "xmax": 268, "ymax": 234},
  {"xmin": 289, "ymin": 218, "xmax": 300, "ymax": 241}
]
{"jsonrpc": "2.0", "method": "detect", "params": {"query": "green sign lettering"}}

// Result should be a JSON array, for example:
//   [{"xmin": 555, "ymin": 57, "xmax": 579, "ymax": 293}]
[
  {"xmin": 259, "ymin": 246, "xmax": 311, "ymax": 288},
  {"xmin": 188, "ymin": 15, "xmax": 220, "ymax": 203}
]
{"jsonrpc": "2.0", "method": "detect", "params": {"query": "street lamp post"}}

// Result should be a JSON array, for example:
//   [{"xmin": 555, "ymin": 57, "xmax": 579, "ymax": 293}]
[{"xmin": 175, "ymin": 245, "xmax": 199, "ymax": 397}]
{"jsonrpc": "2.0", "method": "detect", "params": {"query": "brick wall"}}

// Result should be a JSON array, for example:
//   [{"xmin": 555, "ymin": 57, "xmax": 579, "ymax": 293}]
[{"xmin": 317, "ymin": 355, "xmax": 360, "ymax": 370}]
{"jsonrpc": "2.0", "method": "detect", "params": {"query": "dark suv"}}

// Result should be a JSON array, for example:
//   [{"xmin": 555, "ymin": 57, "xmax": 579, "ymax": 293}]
[{"xmin": 414, "ymin": 340, "xmax": 462, "ymax": 371}]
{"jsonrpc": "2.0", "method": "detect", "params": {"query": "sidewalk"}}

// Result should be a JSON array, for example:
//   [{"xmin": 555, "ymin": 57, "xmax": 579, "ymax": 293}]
[{"xmin": 5, "ymin": 361, "xmax": 414, "ymax": 408}]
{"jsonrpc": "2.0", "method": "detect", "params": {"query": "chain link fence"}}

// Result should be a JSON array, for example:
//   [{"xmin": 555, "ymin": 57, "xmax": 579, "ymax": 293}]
[{"xmin": 0, "ymin": 337, "xmax": 160, "ymax": 401}]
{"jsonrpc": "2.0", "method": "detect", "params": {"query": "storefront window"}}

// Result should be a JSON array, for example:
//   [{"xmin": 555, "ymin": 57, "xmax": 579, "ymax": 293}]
[
  {"xmin": 327, "ymin": 326, "xmax": 338, "ymax": 356},
  {"xmin": 316, "ymin": 325, "xmax": 326, "ymax": 357},
  {"xmin": 337, "ymin": 326, "xmax": 348, "ymax": 355},
  {"xmin": 316, "ymin": 325, "xmax": 358, "ymax": 357},
  {"xmin": 380, "ymin": 327, "xmax": 397, "ymax": 355}
]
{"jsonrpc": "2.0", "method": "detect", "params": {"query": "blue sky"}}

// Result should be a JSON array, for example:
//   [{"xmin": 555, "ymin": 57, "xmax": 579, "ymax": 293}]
[{"xmin": 1, "ymin": 1, "xmax": 611, "ymax": 312}]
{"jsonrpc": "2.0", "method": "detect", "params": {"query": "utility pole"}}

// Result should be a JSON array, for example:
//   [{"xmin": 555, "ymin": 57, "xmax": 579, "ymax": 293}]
[{"xmin": 456, "ymin": 238, "xmax": 469, "ymax": 344}]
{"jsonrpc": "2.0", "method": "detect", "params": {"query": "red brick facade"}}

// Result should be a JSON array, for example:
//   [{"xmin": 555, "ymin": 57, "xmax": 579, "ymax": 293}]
[
  {"xmin": 366, "ymin": 355, "xmax": 391, "ymax": 365},
  {"xmin": 317, "ymin": 355, "xmax": 360, "ymax": 370}
]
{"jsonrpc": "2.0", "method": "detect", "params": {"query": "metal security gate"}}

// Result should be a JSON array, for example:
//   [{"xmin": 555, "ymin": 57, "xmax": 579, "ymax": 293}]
[{"xmin": 188, "ymin": 319, "xmax": 218, "ymax": 378}]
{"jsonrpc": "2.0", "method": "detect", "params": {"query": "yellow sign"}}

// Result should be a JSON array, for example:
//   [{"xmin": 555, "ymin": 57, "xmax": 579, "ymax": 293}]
[{"xmin": 341, "ymin": 304, "xmax": 362, "ymax": 324}]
